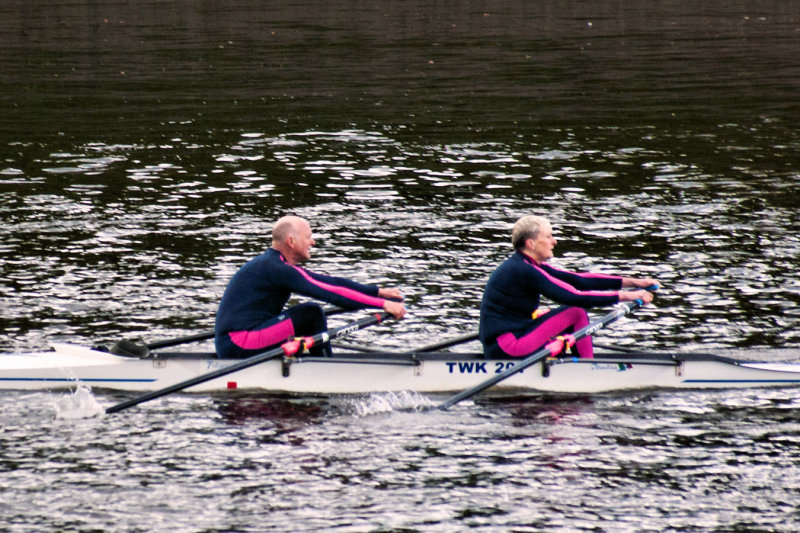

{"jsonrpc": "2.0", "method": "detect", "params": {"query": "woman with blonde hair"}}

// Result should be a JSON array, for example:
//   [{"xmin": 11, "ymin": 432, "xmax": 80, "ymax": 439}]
[{"xmin": 479, "ymin": 215, "xmax": 657, "ymax": 359}]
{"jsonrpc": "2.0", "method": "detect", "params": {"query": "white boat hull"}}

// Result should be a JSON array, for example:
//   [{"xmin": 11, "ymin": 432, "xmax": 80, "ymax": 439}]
[{"xmin": 3, "ymin": 343, "xmax": 800, "ymax": 395}]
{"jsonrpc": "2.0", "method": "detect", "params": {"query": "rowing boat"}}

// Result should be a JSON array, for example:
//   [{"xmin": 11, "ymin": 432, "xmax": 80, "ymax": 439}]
[{"xmin": 3, "ymin": 342, "xmax": 800, "ymax": 394}]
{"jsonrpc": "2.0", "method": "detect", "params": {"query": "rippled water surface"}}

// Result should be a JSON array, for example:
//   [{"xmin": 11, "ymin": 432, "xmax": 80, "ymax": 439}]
[
  {"xmin": 1, "ymin": 1, "xmax": 800, "ymax": 531},
  {"xmin": 5, "ymin": 388, "xmax": 800, "ymax": 531}
]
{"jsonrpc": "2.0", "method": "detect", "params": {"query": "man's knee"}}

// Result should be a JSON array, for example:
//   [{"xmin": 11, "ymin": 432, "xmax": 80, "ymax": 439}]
[{"xmin": 289, "ymin": 303, "xmax": 327, "ymax": 331}]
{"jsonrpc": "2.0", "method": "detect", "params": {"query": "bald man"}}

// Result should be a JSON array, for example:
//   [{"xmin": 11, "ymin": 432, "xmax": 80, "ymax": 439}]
[{"xmin": 215, "ymin": 216, "xmax": 406, "ymax": 358}]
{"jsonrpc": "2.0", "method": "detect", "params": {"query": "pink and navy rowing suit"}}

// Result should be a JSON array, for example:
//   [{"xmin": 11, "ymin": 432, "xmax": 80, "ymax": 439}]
[
  {"xmin": 215, "ymin": 248, "xmax": 386, "ymax": 358},
  {"xmin": 479, "ymin": 251, "xmax": 623, "ymax": 359}
]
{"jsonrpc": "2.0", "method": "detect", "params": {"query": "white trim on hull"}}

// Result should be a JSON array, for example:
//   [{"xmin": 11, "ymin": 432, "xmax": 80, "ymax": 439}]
[{"xmin": 2, "ymin": 344, "xmax": 800, "ymax": 394}]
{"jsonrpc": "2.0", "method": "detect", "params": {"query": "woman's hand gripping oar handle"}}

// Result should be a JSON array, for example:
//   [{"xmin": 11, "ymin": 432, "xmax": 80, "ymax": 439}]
[
  {"xmin": 437, "ymin": 299, "xmax": 647, "ymax": 411},
  {"xmin": 105, "ymin": 312, "xmax": 391, "ymax": 414}
]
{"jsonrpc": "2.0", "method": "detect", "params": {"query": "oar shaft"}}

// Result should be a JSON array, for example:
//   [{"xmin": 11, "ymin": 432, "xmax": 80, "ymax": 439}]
[
  {"xmin": 146, "ymin": 331, "xmax": 214, "ymax": 350},
  {"xmin": 404, "ymin": 332, "xmax": 479, "ymax": 354},
  {"xmin": 438, "ymin": 300, "xmax": 644, "ymax": 410},
  {"xmin": 106, "ymin": 312, "xmax": 390, "ymax": 414},
  {"xmin": 144, "ymin": 306, "xmax": 347, "ymax": 350}
]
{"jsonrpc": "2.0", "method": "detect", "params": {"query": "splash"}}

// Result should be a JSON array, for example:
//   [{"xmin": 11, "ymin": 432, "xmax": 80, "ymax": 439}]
[
  {"xmin": 53, "ymin": 383, "xmax": 105, "ymax": 419},
  {"xmin": 349, "ymin": 391, "xmax": 435, "ymax": 417}
]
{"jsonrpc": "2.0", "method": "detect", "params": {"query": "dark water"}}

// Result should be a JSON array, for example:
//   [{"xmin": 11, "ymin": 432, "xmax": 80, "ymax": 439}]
[{"xmin": 2, "ymin": 1, "xmax": 800, "ymax": 531}]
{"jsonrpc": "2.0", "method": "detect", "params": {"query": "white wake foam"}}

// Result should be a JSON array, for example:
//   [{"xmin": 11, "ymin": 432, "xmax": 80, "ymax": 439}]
[
  {"xmin": 349, "ymin": 390, "xmax": 435, "ymax": 417},
  {"xmin": 53, "ymin": 383, "xmax": 105, "ymax": 419}
]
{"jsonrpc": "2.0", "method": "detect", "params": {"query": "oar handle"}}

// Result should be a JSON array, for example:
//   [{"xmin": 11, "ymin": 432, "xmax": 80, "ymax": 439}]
[
  {"xmin": 437, "ymin": 300, "xmax": 644, "ymax": 410},
  {"xmin": 106, "ymin": 311, "xmax": 391, "ymax": 414}
]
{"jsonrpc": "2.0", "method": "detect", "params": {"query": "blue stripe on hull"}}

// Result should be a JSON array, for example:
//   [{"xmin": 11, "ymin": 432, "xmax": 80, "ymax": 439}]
[
  {"xmin": 0, "ymin": 377, "xmax": 157, "ymax": 383},
  {"xmin": 683, "ymin": 379, "xmax": 800, "ymax": 384}
]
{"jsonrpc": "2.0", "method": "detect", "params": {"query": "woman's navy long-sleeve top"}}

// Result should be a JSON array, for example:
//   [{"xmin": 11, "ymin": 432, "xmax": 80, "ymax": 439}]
[{"xmin": 479, "ymin": 251, "xmax": 623, "ymax": 346}]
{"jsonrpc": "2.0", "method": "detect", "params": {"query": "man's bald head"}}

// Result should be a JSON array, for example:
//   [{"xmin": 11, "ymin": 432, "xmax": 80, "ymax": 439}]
[
  {"xmin": 271, "ymin": 215, "xmax": 314, "ymax": 265},
  {"xmin": 272, "ymin": 215, "xmax": 308, "ymax": 245}
]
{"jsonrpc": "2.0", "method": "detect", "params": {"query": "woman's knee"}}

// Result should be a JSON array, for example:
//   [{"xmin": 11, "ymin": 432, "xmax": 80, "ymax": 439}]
[{"xmin": 563, "ymin": 306, "xmax": 589, "ymax": 327}]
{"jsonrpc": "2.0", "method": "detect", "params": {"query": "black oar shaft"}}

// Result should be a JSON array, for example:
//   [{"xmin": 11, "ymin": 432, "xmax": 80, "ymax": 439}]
[
  {"xmin": 404, "ymin": 332, "xmax": 479, "ymax": 354},
  {"xmin": 332, "ymin": 331, "xmax": 478, "ymax": 355},
  {"xmin": 106, "ymin": 312, "xmax": 389, "ymax": 414},
  {"xmin": 146, "ymin": 331, "xmax": 214, "ymax": 350},
  {"xmin": 143, "ymin": 306, "xmax": 346, "ymax": 350},
  {"xmin": 437, "ymin": 300, "xmax": 644, "ymax": 410}
]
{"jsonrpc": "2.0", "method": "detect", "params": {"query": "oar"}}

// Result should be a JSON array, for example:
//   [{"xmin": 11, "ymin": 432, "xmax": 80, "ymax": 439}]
[
  {"xmin": 332, "ymin": 342, "xmax": 384, "ymax": 353},
  {"xmin": 335, "ymin": 331, "xmax": 479, "ymax": 355},
  {"xmin": 332, "ymin": 307, "xmax": 499, "ymax": 356},
  {"xmin": 109, "ymin": 305, "xmax": 348, "ymax": 355},
  {"xmin": 105, "ymin": 312, "xmax": 391, "ymax": 414},
  {"xmin": 593, "ymin": 342, "xmax": 640, "ymax": 354},
  {"xmin": 437, "ymin": 299, "xmax": 646, "ymax": 410},
  {"xmin": 403, "ymin": 331, "xmax": 479, "ymax": 354},
  {"xmin": 145, "ymin": 331, "xmax": 215, "ymax": 351}
]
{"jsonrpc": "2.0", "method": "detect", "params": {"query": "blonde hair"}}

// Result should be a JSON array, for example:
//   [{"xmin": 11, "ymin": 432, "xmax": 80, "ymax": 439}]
[{"xmin": 511, "ymin": 215, "xmax": 550, "ymax": 251}]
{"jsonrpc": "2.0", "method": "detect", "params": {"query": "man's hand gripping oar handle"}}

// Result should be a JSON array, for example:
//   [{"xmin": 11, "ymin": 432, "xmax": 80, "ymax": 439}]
[{"xmin": 105, "ymin": 312, "xmax": 391, "ymax": 414}]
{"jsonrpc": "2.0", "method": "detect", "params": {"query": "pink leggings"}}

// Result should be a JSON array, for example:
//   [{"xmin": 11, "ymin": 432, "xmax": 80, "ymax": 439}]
[
  {"xmin": 216, "ymin": 302, "xmax": 329, "ymax": 358},
  {"xmin": 496, "ymin": 306, "xmax": 593, "ymax": 358}
]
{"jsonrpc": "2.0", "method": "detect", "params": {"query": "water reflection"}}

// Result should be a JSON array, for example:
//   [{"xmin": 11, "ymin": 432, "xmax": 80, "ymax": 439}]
[{"xmin": 214, "ymin": 394, "xmax": 325, "ymax": 429}]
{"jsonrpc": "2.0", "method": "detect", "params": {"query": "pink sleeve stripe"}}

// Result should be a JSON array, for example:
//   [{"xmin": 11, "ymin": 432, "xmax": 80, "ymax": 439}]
[
  {"xmin": 292, "ymin": 265, "xmax": 385, "ymax": 308},
  {"xmin": 531, "ymin": 263, "xmax": 618, "ymax": 298}
]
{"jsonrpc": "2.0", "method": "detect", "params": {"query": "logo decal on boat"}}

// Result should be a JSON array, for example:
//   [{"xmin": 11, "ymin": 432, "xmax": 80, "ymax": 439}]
[
  {"xmin": 206, "ymin": 361, "xmax": 237, "ymax": 370},
  {"xmin": 590, "ymin": 363, "xmax": 633, "ymax": 372},
  {"xmin": 445, "ymin": 361, "xmax": 526, "ymax": 374},
  {"xmin": 446, "ymin": 362, "xmax": 487, "ymax": 374}
]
